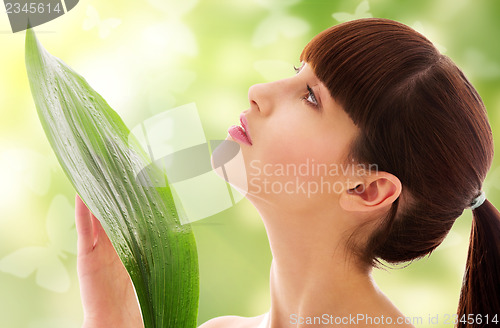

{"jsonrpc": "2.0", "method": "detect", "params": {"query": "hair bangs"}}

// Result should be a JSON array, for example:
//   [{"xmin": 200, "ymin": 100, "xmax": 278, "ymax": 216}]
[{"xmin": 300, "ymin": 18, "xmax": 439, "ymax": 130}]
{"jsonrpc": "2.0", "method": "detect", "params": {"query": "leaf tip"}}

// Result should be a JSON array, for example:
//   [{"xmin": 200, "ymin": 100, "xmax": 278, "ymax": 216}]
[
  {"xmin": 25, "ymin": 17, "xmax": 36, "ymax": 43},
  {"xmin": 25, "ymin": 25, "xmax": 36, "ymax": 55},
  {"xmin": 25, "ymin": 25, "xmax": 46, "ymax": 72}
]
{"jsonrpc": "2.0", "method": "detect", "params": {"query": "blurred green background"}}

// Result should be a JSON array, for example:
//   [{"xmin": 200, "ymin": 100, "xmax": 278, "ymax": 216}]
[{"xmin": 1, "ymin": 0, "xmax": 499, "ymax": 327}]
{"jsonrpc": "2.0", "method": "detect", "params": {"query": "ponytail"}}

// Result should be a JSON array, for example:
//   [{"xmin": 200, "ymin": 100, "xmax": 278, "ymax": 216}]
[{"xmin": 458, "ymin": 199, "xmax": 500, "ymax": 327}]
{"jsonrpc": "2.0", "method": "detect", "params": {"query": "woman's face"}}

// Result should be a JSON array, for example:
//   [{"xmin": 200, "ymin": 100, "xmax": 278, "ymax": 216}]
[{"xmin": 219, "ymin": 63, "xmax": 360, "ymax": 213}]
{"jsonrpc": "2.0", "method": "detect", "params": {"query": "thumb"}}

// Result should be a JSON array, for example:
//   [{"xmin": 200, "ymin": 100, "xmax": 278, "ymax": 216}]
[{"xmin": 75, "ymin": 194, "xmax": 98, "ymax": 255}]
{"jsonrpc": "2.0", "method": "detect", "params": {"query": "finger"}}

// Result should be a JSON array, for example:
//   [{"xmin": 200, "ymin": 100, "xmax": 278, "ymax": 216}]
[
  {"xmin": 75, "ymin": 194, "xmax": 95, "ymax": 255},
  {"xmin": 90, "ymin": 212, "xmax": 113, "ymax": 250}
]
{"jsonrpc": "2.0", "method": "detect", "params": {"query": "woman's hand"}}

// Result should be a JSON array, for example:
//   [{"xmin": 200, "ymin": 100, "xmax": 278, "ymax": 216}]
[{"xmin": 75, "ymin": 194, "xmax": 144, "ymax": 328}]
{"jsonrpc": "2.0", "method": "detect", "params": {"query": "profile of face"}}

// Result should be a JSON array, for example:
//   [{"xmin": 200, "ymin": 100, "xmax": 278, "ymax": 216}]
[
  {"xmin": 212, "ymin": 63, "xmax": 362, "ymax": 215},
  {"xmin": 208, "ymin": 18, "xmax": 498, "ymax": 320}
]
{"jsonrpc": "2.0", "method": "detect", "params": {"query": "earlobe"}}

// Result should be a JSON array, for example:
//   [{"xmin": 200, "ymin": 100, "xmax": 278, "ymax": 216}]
[{"xmin": 339, "ymin": 172, "xmax": 402, "ymax": 212}]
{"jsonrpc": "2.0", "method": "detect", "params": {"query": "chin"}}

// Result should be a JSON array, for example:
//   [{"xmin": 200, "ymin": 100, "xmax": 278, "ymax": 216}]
[{"xmin": 211, "ymin": 139, "xmax": 249, "ymax": 196}]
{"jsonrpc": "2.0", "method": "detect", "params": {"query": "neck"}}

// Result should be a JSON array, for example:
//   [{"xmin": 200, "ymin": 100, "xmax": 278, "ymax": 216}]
[{"xmin": 252, "ymin": 201, "xmax": 383, "ymax": 328}]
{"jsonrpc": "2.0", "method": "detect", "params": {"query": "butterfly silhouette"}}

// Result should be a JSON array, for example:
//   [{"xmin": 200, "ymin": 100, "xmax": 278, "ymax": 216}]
[
  {"xmin": 252, "ymin": 13, "xmax": 310, "ymax": 48},
  {"xmin": 252, "ymin": 0, "xmax": 309, "ymax": 48},
  {"xmin": 332, "ymin": 0, "xmax": 373, "ymax": 22},
  {"xmin": 0, "ymin": 195, "xmax": 76, "ymax": 293},
  {"xmin": 82, "ymin": 5, "xmax": 121, "ymax": 39}
]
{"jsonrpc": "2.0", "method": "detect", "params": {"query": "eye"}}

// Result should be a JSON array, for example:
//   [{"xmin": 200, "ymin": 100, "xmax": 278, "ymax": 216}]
[{"xmin": 304, "ymin": 85, "xmax": 318, "ymax": 108}]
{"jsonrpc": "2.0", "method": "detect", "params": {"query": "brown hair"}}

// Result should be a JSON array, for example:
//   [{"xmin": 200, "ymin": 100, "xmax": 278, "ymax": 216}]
[{"xmin": 301, "ymin": 18, "xmax": 499, "ymax": 325}]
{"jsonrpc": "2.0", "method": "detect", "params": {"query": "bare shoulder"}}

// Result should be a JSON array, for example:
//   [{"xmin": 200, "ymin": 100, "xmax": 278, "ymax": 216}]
[{"xmin": 198, "ymin": 313, "xmax": 267, "ymax": 328}]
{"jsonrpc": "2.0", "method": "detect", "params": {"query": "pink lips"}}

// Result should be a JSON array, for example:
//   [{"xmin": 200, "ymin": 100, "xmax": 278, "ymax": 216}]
[{"xmin": 228, "ymin": 113, "xmax": 252, "ymax": 146}]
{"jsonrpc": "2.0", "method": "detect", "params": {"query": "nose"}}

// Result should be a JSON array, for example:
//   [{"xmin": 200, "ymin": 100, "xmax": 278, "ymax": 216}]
[{"xmin": 248, "ymin": 82, "xmax": 273, "ymax": 115}]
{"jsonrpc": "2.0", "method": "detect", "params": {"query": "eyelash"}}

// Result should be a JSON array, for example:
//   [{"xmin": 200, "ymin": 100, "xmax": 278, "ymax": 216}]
[
  {"xmin": 293, "ymin": 66, "xmax": 319, "ymax": 109},
  {"xmin": 305, "ymin": 85, "xmax": 319, "ymax": 108}
]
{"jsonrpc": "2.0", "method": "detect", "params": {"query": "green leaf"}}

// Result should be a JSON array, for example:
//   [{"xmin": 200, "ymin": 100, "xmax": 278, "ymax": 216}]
[{"xmin": 25, "ymin": 28, "xmax": 199, "ymax": 328}]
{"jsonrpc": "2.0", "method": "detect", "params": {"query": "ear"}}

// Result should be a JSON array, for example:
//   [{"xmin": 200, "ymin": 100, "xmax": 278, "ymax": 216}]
[{"xmin": 339, "ymin": 171, "xmax": 402, "ymax": 212}]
